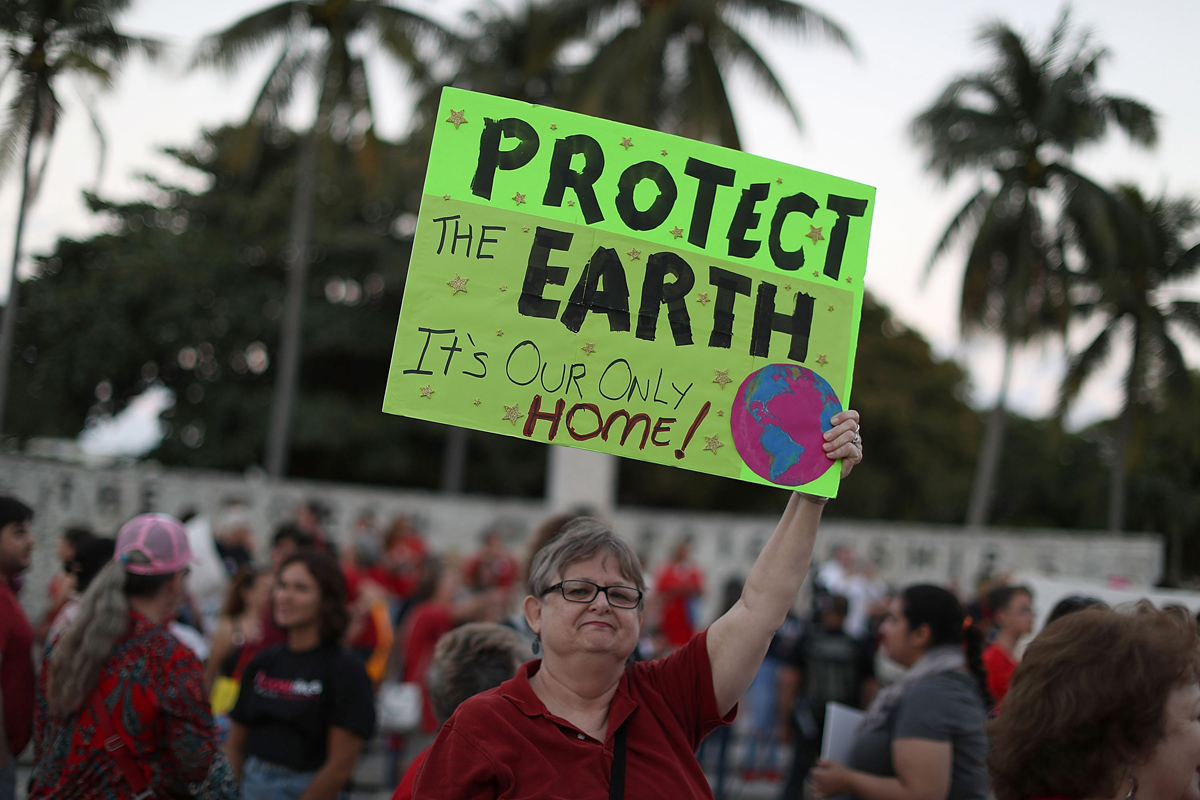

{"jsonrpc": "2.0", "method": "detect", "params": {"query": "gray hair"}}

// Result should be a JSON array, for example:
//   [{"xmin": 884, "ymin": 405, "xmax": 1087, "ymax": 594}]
[
  {"xmin": 46, "ymin": 550, "xmax": 175, "ymax": 716},
  {"xmin": 46, "ymin": 561, "xmax": 132, "ymax": 716},
  {"xmin": 426, "ymin": 622, "xmax": 525, "ymax": 723},
  {"xmin": 527, "ymin": 518, "xmax": 645, "ymax": 600}
]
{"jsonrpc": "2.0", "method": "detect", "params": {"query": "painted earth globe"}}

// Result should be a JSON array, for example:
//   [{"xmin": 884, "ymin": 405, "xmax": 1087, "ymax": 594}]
[{"xmin": 730, "ymin": 363, "xmax": 843, "ymax": 486}]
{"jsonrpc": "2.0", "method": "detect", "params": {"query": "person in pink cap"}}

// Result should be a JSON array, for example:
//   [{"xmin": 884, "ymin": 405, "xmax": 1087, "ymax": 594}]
[{"xmin": 29, "ymin": 513, "xmax": 238, "ymax": 800}]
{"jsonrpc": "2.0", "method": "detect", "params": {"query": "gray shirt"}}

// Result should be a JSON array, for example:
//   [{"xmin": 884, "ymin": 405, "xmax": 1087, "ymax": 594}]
[{"xmin": 847, "ymin": 670, "xmax": 988, "ymax": 800}]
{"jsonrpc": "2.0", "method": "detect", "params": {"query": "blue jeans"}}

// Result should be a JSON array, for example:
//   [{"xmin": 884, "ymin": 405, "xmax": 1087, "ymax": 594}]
[
  {"xmin": 0, "ymin": 757, "xmax": 15, "ymax": 800},
  {"xmin": 242, "ymin": 756, "xmax": 320, "ymax": 800}
]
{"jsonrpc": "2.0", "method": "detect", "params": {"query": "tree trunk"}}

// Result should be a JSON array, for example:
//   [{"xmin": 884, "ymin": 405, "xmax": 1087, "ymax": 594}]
[
  {"xmin": 1108, "ymin": 332, "xmax": 1141, "ymax": 532},
  {"xmin": 0, "ymin": 89, "xmax": 42, "ymax": 437},
  {"xmin": 965, "ymin": 342, "xmax": 1014, "ymax": 527},
  {"xmin": 263, "ymin": 122, "xmax": 320, "ymax": 478}
]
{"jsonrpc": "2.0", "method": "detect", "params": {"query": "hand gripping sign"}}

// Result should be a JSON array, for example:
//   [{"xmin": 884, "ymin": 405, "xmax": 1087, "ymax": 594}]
[{"xmin": 384, "ymin": 88, "xmax": 875, "ymax": 497}]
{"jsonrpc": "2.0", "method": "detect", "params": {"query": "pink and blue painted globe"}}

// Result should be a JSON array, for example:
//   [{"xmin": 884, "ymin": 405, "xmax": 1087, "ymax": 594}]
[{"xmin": 731, "ymin": 364, "xmax": 843, "ymax": 486}]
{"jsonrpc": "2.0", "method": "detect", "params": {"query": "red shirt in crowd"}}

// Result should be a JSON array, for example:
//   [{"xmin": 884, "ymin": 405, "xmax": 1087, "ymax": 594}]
[
  {"xmin": 982, "ymin": 641, "xmax": 1019, "ymax": 707},
  {"xmin": 403, "ymin": 603, "xmax": 456, "ymax": 733},
  {"xmin": 654, "ymin": 562, "xmax": 705, "ymax": 648},
  {"xmin": 463, "ymin": 551, "xmax": 519, "ymax": 591},
  {"xmin": 411, "ymin": 629, "xmax": 735, "ymax": 799},
  {"xmin": 391, "ymin": 746, "xmax": 429, "ymax": 800},
  {"xmin": 0, "ymin": 579, "xmax": 34, "ymax": 755},
  {"xmin": 30, "ymin": 611, "xmax": 236, "ymax": 799}
]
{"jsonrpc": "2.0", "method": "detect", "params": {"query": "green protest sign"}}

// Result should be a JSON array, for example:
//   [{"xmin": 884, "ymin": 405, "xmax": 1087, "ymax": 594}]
[{"xmin": 384, "ymin": 87, "xmax": 875, "ymax": 496}]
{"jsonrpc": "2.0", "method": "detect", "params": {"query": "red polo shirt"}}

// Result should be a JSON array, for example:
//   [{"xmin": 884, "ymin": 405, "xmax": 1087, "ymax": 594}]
[
  {"xmin": 412, "ymin": 628, "xmax": 734, "ymax": 799},
  {"xmin": 0, "ymin": 579, "xmax": 34, "ymax": 754}
]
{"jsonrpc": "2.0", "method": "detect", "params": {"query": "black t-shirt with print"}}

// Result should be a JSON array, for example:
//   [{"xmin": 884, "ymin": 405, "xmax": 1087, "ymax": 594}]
[{"xmin": 230, "ymin": 641, "xmax": 376, "ymax": 771}]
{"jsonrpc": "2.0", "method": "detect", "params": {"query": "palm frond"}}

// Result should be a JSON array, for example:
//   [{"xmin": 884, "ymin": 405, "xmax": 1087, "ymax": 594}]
[
  {"xmin": 722, "ymin": 0, "xmax": 856, "ymax": 57},
  {"xmin": 1058, "ymin": 323, "xmax": 1115, "ymax": 414},
  {"xmin": 1102, "ymin": 95, "xmax": 1158, "ymax": 147},
  {"xmin": 924, "ymin": 186, "xmax": 992, "ymax": 278},
  {"xmin": 709, "ymin": 18, "xmax": 801, "ymax": 134},
  {"xmin": 190, "ymin": 1, "xmax": 299, "ymax": 73}
]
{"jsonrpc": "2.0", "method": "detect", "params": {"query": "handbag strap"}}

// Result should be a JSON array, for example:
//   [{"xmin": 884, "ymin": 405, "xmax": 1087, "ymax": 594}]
[
  {"xmin": 89, "ymin": 691, "xmax": 157, "ymax": 800},
  {"xmin": 609, "ymin": 720, "xmax": 627, "ymax": 800}
]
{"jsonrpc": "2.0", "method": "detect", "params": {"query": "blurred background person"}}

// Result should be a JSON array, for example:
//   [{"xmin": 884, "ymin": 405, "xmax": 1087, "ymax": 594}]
[
  {"xmin": 464, "ymin": 524, "xmax": 519, "ymax": 594},
  {"xmin": 653, "ymin": 536, "xmax": 706, "ymax": 654},
  {"xmin": 205, "ymin": 564, "xmax": 273, "ymax": 730},
  {"xmin": 390, "ymin": 622, "xmax": 525, "ymax": 800},
  {"xmin": 226, "ymin": 548, "xmax": 375, "ymax": 800},
  {"xmin": 778, "ymin": 594, "xmax": 877, "ymax": 800},
  {"xmin": 31, "ymin": 513, "xmax": 236, "ymax": 799},
  {"xmin": 213, "ymin": 500, "xmax": 256, "ymax": 576},
  {"xmin": 0, "ymin": 496, "xmax": 34, "ymax": 800},
  {"xmin": 45, "ymin": 536, "xmax": 117, "ymax": 649},
  {"xmin": 398, "ymin": 557, "xmax": 500, "ymax": 738},
  {"xmin": 989, "ymin": 603, "xmax": 1200, "ymax": 800},
  {"xmin": 38, "ymin": 525, "xmax": 92, "ymax": 644},
  {"xmin": 810, "ymin": 584, "xmax": 990, "ymax": 800},
  {"xmin": 981, "ymin": 584, "xmax": 1034, "ymax": 708},
  {"xmin": 1043, "ymin": 594, "xmax": 1106, "ymax": 627}
]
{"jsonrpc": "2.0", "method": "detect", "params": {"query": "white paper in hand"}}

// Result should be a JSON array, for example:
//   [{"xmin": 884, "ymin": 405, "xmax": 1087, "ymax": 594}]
[{"xmin": 820, "ymin": 701, "xmax": 864, "ymax": 762}]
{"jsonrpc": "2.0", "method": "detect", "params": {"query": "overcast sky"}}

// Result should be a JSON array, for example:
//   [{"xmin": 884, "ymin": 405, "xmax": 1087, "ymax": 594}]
[{"xmin": 2, "ymin": 0, "xmax": 1197, "ymax": 432}]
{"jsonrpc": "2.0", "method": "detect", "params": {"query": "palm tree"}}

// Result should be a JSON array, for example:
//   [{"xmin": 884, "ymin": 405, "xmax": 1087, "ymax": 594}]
[
  {"xmin": 911, "ymin": 9, "xmax": 1157, "ymax": 526},
  {"xmin": 0, "ymin": 0, "xmax": 161, "ymax": 436},
  {"xmin": 1059, "ymin": 184, "xmax": 1200, "ymax": 531},
  {"xmin": 191, "ymin": 0, "xmax": 455, "ymax": 478},
  {"xmin": 558, "ymin": 0, "xmax": 854, "ymax": 149}
]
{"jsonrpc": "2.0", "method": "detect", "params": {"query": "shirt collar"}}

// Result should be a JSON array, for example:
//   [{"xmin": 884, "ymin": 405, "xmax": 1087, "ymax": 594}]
[{"xmin": 501, "ymin": 659, "xmax": 640, "ymax": 742}]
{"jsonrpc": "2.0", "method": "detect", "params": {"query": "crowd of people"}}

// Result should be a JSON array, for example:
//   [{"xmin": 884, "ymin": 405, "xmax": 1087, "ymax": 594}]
[{"xmin": 1, "ymin": 413, "xmax": 1199, "ymax": 800}]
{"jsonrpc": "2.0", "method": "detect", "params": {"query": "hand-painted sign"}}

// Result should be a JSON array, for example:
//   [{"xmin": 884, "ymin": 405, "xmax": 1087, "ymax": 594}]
[{"xmin": 384, "ymin": 87, "xmax": 874, "ymax": 496}]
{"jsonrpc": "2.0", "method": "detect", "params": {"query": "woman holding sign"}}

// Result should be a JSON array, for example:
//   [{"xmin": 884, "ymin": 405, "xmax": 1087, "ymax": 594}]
[{"xmin": 410, "ymin": 410, "xmax": 863, "ymax": 799}]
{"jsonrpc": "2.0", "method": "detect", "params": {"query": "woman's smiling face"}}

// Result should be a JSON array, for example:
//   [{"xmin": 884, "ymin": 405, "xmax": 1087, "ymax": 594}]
[{"xmin": 528, "ymin": 551, "xmax": 643, "ymax": 662}]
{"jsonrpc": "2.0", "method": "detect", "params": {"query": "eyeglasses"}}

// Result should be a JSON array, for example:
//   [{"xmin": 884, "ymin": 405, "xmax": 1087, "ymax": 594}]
[{"xmin": 542, "ymin": 579, "xmax": 642, "ymax": 609}]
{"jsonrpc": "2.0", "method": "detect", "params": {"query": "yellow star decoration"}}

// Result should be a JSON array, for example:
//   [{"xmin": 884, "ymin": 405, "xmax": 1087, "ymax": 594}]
[
  {"xmin": 806, "ymin": 225, "xmax": 825, "ymax": 244},
  {"xmin": 496, "ymin": 329, "xmax": 504, "ymax": 336},
  {"xmin": 716, "ymin": 410, "xmax": 724, "ymax": 417},
  {"xmin": 442, "ymin": 193, "xmax": 451, "ymax": 201},
  {"xmin": 661, "ymin": 149, "xmax": 668, "ymax": 156},
  {"xmin": 828, "ymin": 304, "xmax": 835, "ymax": 312},
  {"xmin": 670, "ymin": 226, "xmax": 684, "ymax": 239},
  {"xmin": 420, "ymin": 385, "xmax": 434, "ymax": 398},
  {"xmin": 812, "ymin": 270, "xmax": 820, "ymax": 278},
  {"xmin": 567, "ymin": 199, "xmax": 575, "ymax": 207},
  {"xmin": 473, "ymin": 398, "xmax": 481, "ymax": 406},
  {"xmin": 447, "ymin": 274, "xmax": 468, "ymax": 295},
  {"xmin": 845, "ymin": 276, "xmax": 853, "ymax": 284},
  {"xmin": 499, "ymin": 285, "xmax": 508, "ymax": 292},
  {"xmin": 713, "ymin": 369, "xmax": 733, "ymax": 390},
  {"xmin": 703, "ymin": 434, "xmax": 724, "ymax": 454},
  {"xmin": 620, "ymin": 137, "xmax": 633, "ymax": 150},
  {"xmin": 445, "ymin": 109, "xmax": 467, "ymax": 129},
  {"xmin": 522, "ymin": 225, "xmax": 530, "ymax": 233},
  {"xmin": 581, "ymin": 341, "xmax": 596, "ymax": 356},
  {"xmin": 784, "ymin": 283, "xmax": 792, "ymax": 291},
  {"xmin": 776, "ymin": 177, "xmax": 783, "ymax": 185},
  {"xmin": 816, "ymin": 354, "xmax": 829, "ymax": 366},
  {"xmin": 502, "ymin": 404, "xmax": 524, "ymax": 425},
  {"xmin": 627, "ymin": 248, "xmax": 641, "ymax": 260},
  {"xmin": 696, "ymin": 293, "xmax": 711, "ymax": 306},
  {"xmin": 513, "ymin": 192, "xmax": 526, "ymax": 206},
  {"xmin": 550, "ymin": 123, "xmax": 558, "ymax": 130}
]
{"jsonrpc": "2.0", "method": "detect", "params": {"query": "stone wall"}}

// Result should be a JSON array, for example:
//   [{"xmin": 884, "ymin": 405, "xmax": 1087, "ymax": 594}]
[{"xmin": 0, "ymin": 453, "xmax": 1163, "ymax": 625}]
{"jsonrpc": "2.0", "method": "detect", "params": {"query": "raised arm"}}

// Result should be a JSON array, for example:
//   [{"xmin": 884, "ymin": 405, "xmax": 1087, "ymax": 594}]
[{"xmin": 707, "ymin": 410, "xmax": 861, "ymax": 716}]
